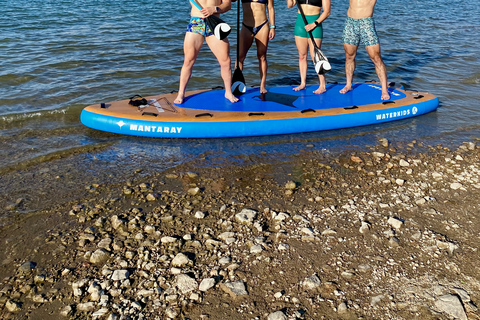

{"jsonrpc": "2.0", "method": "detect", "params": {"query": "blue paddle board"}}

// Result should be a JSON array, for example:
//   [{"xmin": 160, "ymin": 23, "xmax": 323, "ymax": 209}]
[{"xmin": 80, "ymin": 83, "xmax": 439, "ymax": 138}]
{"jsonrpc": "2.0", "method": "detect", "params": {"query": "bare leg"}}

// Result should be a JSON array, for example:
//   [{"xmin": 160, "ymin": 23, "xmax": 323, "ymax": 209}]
[
  {"xmin": 366, "ymin": 44, "xmax": 390, "ymax": 100},
  {"xmin": 311, "ymin": 38, "xmax": 326, "ymax": 94},
  {"xmin": 294, "ymin": 36, "xmax": 308, "ymax": 91},
  {"xmin": 238, "ymin": 26, "xmax": 254, "ymax": 70},
  {"xmin": 255, "ymin": 25, "xmax": 270, "ymax": 93},
  {"xmin": 174, "ymin": 32, "xmax": 205, "ymax": 104},
  {"xmin": 340, "ymin": 43, "xmax": 358, "ymax": 94},
  {"xmin": 206, "ymin": 36, "xmax": 239, "ymax": 103}
]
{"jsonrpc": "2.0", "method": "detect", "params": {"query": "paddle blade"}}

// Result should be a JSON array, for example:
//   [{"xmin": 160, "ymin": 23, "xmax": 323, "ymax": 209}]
[
  {"xmin": 207, "ymin": 15, "xmax": 231, "ymax": 40},
  {"xmin": 314, "ymin": 60, "xmax": 331, "ymax": 75},
  {"xmin": 232, "ymin": 67, "xmax": 246, "ymax": 95}
]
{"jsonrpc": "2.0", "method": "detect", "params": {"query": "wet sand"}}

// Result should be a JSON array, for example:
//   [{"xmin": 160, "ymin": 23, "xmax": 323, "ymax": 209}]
[{"xmin": 1, "ymin": 138, "xmax": 480, "ymax": 320}]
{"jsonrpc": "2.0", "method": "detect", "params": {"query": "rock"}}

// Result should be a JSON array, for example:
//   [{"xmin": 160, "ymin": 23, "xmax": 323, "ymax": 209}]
[
  {"xmin": 171, "ymin": 253, "xmax": 192, "ymax": 267},
  {"xmin": 435, "ymin": 294, "xmax": 467, "ymax": 320},
  {"xmin": 90, "ymin": 249, "xmax": 110, "ymax": 264},
  {"xmin": 221, "ymin": 281, "xmax": 248, "ymax": 297},
  {"xmin": 5, "ymin": 300, "xmax": 21, "ymax": 312},
  {"xmin": 285, "ymin": 181, "xmax": 296, "ymax": 190},
  {"xmin": 450, "ymin": 182, "xmax": 463, "ymax": 190},
  {"xmin": 387, "ymin": 217, "xmax": 403, "ymax": 229},
  {"xmin": 359, "ymin": 221, "xmax": 371, "ymax": 234},
  {"xmin": 337, "ymin": 302, "xmax": 348, "ymax": 313},
  {"xmin": 187, "ymin": 187, "xmax": 200, "ymax": 196},
  {"xmin": 92, "ymin": 308, "xmax": 109, "ymax": 318},
  {"xmin": 235, "ymin": 209, "xmax": 257, "ymax": 225},
  {"xmin": 195, "ymin": 211, "xmax": 206, "ymax": 219},
  {"xmin": 303, "ymin": 274, "xmax": 321, "ymax": 290},
  {"xmin": 199, "ymin": 278, "xmax": 216, "ymax": 292},
  {"xmin": 19, "ymin": 261, "xmax": 36, "ymax": 274},
  {"xmin": 60, "ymin": 305, "xmax": 73, "ymax": 317},
  {"xmin": 250, "ymin": 245, "xmax": 263, "ymax": 254},
  {"xmin": 176, "ymin": 274, "xmax": 198, "ymax": 294},
  {"xmin": 399, "ymin": 159, "xmax": 409, "ymax": 167},
  {"xmin": 111, "ymin": 269, "xmax": 130, "ymax": 281},
  {"xmin": 77, "ymin": 302, "xmax": 96, "ymax": 312},
  {"xmin": 267, "ymin": 311, "xmax": 287, "ymax": 320}
]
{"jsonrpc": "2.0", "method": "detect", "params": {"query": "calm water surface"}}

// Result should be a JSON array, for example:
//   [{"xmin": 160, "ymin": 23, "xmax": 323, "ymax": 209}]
[{"xmin": 1, "ymin": 0, "xmax": 479, "ymax": 177}]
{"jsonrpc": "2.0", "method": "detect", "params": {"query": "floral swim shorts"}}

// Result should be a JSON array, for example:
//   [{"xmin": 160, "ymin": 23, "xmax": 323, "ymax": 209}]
[
  {"xmin": 342, "ymin": 16, "xmax": 379, "ymax": 47},
  {"xmin": 187, "ymin": 17, "xmax": 213, "ymax": 37}
]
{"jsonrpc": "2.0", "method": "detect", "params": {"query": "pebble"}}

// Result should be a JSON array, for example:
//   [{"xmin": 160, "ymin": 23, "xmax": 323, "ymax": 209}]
[
  {"xmin": 111, "ymin": 269, "xmax": 130, "ymax": 281},
  {"xmin": 303, "ymin": 274, "xmax": 321, "ymax": 290},
  {"xmin": 90, "ymin": 249, "xmax": 110, "ymax": 264},
  {"xmin": 199, "ymin": 278, "xmax": 216, "ymax": 292},
  {"xmin": 267, "ymin": 311, "xmax": 287, "ymax": 320},
  {"xmin": 171, "ymin": 253, "xmax": 192, "ymax": 267},
  {"xmin": 435, "ymin": 294, "xmax": 467, "ymax": 320},
  {"xmin": 387, "ymin": 217, "xmax": 404, "ymax": 229},
  {"xmin": 235, "ymin": 208, "xmax": 257, "ymax": 225},
  {"xmin": 176, "ymin": 274, "xmax": 198, "ymax": 294},
  {"xmin": 220, "ymin": 281, "xmax": 248, "ymax": 297}
]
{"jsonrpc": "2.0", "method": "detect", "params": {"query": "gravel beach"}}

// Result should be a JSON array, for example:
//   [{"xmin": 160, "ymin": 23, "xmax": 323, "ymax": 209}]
[{"xmin": 1, "ymin": 138, "xmax": 480, "ymax": 320}]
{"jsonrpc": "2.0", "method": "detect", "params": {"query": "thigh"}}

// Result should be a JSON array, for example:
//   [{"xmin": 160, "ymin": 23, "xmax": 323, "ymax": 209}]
[
  {"xmin": 183, "ymin": 32, "xmax": 205, "ymax": 61},
  {"xmin": 240, "ymin": 27, "xmax": 254, "ymax": 55},
  {"xmin": 254, "ymin": 25, "xmax": 270, "ymax": 55},
  {"xmin": 295, "ymin": 36, "xmax": 309, "ymax": 56},
  {"xmin": 206, "ymin": 36, "xmax": 230, "ymax": 63}
]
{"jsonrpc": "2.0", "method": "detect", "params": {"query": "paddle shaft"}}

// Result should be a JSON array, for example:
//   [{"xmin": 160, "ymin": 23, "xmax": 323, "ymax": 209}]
[
  {"xmin": 296, "ymin": 3, "xmax": 327, "ymax": 60},
  {"xmin": 236, "ymin": 0, "xmax": 240, "ymax": 62}
]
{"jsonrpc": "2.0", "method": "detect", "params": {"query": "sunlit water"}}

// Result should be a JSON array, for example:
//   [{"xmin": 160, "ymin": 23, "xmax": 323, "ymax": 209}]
[{"xmin": 1, "ymin": 0, "xmax": 479, "ymax": 176}]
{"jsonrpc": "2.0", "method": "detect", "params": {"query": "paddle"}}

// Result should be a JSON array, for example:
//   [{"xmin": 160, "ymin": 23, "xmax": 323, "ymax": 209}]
[
  {"xmin": 189, "ymin": 0, "xmax": 232, "ymax": 40},
  {"xmin": 296, "ymin": 2, "xmax": 331, "ymax": 74},
  {"xmin": 231, "ymin": 0, "xmax": 246, "ymax": 95}
]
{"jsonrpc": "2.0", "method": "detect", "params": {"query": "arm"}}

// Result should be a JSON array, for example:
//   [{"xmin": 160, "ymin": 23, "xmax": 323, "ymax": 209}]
[
  {"xmin": 268, "ymin": 0, "xmax": 276, "ymax": 40},
  {"xmin": 305, "ymin": 0, "xmax": 331, "ymax": 32},
  {"xmin": 286, "ymin": 0, "xmax": 296, "ymax": 9},
  {"xmin": 201, "ymin": 0, "xmax": 233, "ymax": 17}
]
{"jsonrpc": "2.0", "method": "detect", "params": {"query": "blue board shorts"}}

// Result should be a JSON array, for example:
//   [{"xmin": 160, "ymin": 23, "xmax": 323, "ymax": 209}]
[
  {"xmin": 342, "ymin": 16, "xmax": 379, "ymax": 47},
  {"xmin": 187, "ymin": 17, "xmax": 213, "ymax": 37}
]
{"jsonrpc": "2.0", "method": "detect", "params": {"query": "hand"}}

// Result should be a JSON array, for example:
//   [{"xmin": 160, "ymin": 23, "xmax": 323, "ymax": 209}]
[
  {"xmin": 200, "ymin": 7, "xmax": 215, "ymax": 18},
  {"xmin": 269, "ymin": 29, "xmax": 276, "ymax": 40},
  {"xmin": 305, "ymin": 23, "xmax": 316, "ymax": 32}
]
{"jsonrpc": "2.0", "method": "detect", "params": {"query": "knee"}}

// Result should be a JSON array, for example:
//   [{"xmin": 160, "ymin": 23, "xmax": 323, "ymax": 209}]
[
  {"xmin": 257, "ymin": 53, "xmax": 267, "ymax": 62},
  {"xmin": 298, "ymin": 53, "xmax": 308, "ymax": 62},
  {"xmin": 219, "ymin": 57, "xmax": 232, "ymax": 69},
  {"xmin": 370, "ymin": 54, "xmax": 384, "ymax": 66}
]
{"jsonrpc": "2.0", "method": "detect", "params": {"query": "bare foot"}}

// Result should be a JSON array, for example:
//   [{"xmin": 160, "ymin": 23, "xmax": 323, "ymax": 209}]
[
  {"xmin": 381, "ymin": 91, "xmax": 391, "ymax": 100},
  {"xmin": 313, "ymin": 86, "xmax": 326, "ymax": 94},
  {"xmin": 339, "ymin": 85, "xmax": 352, "ymax": 94},
  {"xmin": 293, "ymin": 84, "xmax": 306, "ymax": 91},
  {"xmin": 225, "ymin": 93, "xmax": 239, "ymax": 103},
  {"xmin": 260, "ymin": 87, "xmax": 268, "ymax": 94},
  {"xmin": 173, "ymin": 95, "xmax": 184, "ymax": 104}
]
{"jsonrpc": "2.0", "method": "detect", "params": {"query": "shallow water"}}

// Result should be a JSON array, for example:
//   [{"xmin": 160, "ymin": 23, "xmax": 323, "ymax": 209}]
[{"xmin": 1, "ymin": 0, "xmax": 479, "ymax": 181}]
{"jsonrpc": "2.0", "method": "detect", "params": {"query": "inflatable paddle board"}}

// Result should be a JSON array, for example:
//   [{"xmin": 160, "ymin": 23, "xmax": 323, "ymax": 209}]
[{"xmin": 81, "ymin": 83, "xmax": 439, "ymax": 138}]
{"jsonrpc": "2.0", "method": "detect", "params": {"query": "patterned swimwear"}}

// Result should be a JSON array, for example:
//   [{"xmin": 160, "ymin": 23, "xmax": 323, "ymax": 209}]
[
  {"xmin": 342, "ymin": 16, "xmax": 379, "ymax": 47},
  {"xmin": 187, "ymin": 17, "xmax": 214, "ymax": 37}
]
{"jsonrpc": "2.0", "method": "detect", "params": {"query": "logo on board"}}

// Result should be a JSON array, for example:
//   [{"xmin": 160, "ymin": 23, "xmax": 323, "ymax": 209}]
[{"xmin": 116, "ymin": 121, "xmax": 183, "ymax": 134}]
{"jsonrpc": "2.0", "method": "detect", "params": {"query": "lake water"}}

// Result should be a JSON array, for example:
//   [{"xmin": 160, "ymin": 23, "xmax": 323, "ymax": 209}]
[{"xmin": 1, "ymin": 0, "xmax": 480, "ymax": 176}]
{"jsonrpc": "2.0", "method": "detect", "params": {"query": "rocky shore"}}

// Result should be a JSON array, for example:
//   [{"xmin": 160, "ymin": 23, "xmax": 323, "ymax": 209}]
[{"xmin": 1, "ymin": 139, "xmax": 480, "ymax": 320}]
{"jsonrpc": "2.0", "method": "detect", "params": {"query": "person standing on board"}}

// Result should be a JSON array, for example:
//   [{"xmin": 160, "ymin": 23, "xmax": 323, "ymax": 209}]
[
  {"xmin": 174, "ymin": 0, "xmax": 239, "ymax": 104},
  {"xmin": 237, "ymin": 0, "xmax": 276, "ymax": 94},
  {"xmin": 339, "ymin": 0, "xmax": 390, "ymax": 100},
  {"xmin": 286, "ymin": 0, "xmax": 331, "ymax": 94}
]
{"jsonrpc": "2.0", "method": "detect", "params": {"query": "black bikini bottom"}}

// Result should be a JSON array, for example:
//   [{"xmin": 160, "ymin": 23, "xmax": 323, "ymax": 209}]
[{"xmin": 242, "ymin": 20, "xmax": 268, "ymax": 36}]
